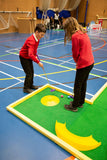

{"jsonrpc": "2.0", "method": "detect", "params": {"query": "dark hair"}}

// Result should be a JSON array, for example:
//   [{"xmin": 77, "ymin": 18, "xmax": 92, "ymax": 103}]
[{"xmin": 34, "ymin": 24, "xmax": 46, "ymax": 33}]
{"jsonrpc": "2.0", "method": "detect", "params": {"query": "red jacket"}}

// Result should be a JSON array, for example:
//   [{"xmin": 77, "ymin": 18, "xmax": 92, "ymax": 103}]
[
  {"xmin": 72, "ymin": 30, "xmax": 94, "ymax": 69},
  {"xmin": 19, "ymin": 34, "xmax": 40, "ymax": 64}
]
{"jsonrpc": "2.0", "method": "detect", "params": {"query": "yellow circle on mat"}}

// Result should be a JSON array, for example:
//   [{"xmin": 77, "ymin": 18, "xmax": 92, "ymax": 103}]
[{"xmin": 41, "ymin": 95, "xmax": 60, "ymax": 106}]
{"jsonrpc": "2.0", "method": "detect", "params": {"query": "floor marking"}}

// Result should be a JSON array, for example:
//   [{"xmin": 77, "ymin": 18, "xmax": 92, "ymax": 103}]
[
  {"xmin": 98, "ymin": 48, "xmax": 107, "ymax": 51},
  {"xmin": 0, "ymin": 36, "xmax": 64, "ymax": 44},
  {"xmin": 37, "ymin": 41, "xmax": 63, "ymax": 49},
  {"xmin": 59, "ymin": 58, "xmax": 73, "ymax": 65},
  {"xmin": 0, "ymin": 70, "xmax": 72, "ymax": 81},
  {"xmin": 5, "ymin": 34, "xmax": 106, "ymax": 55},
  {"xmin": 0, "ymin": 61, "xmax": 74, "ymax": 91},
  {"xmin": 94, "ymin": 59, "xmax": 107, "ymax": 65},
  {"xmin": 5, "ymin": 37, "xmax": 64, "ymax": 51},
  {"xmin": 6, "ymin": 48, "xmax": 20, "ymax": 52},
  {"xmin": 40, "ymin": 37, "xmax": 64, "ymax": 44},
  {"xmin": 40, "ymin": 54, "xmax": 107, "ymax": 74},
  {"xmin": 41, "ymin": 60, "xmax": 107, "ymax": 80},
  {"xmin": 39, "ymin": 54, "xmax": 75, "ymax": 65},
  {"xmin": 39, "ymin": 54, "xmax": 107, "ymax": 74},
  {"xmin": 38, "ymin": 42, "xmax": 64, "ymax": 50},
  {"xmin": 0, "ymin": 71, "xmax": 23, "ymax": 82},
  {"xmin": 0, "ymin": 61, "xmax": 93, "ymax": 96},
  {"xmin": 41, "ymin": 69, "xmax": 72, "ymax": 76},
  {"xmin": 0, "ymin": 81, "xmax": 22, "ymax": 93},
  {"xmin": 5, "ymin": 50, "xmax": 76, "ymax": 65},
  {"xmin": 3, "ymin": 50, "xmax": 107, "ymax": 76},
  {"xmin": 0, "ymin": 37, "xmax": 28, "ymax": 43},
  {"xmin": 5, "ymin": 39, "xmax": 64, "ymax": 53},
  {"xmin": 1, "ymin": 51, "xmax": 107, "ymax": 79},
  {"xmin": 39, "ymin": 54, "xmax": 72, "ymax": 61},
  {"xmin": 41, "ymin": 60, "xmax": 75, "ymax": 70},
  {"xmin": 93, "ymin": 67, "xmax": 107, "ymax": 73},
  {"xmin": 0, "ymin": 60, "xmax": 19, "ymax": 62},
  {"xmin": 0, "ymin": 61, "xmax": 23, "ymax": 71},
  {"xmin": 90, "ymin": 73, "xmax": 107, "ymax": 79},
  {"xmin": 0, "ymin": 53, "xmax": 12, "ymax": 57},
  {"xmin": 92, "ymin": 38, "xmax": 106, "ymax": 52},
  {"xmin": 0, "ymin": 76, "xmax": 24, "ymax": 80}
]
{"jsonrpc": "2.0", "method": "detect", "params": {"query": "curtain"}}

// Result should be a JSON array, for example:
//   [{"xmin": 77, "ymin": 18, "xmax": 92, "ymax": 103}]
[
  {"xmin": 39, "ymin": 0, "xmax": 81, "ymax": 12},
  {"xmin": 68, "ymin": 0, "xmax": 81, "ymax": 11},
  {"xmin": 39, "ymin": 0, "xmax": 51, "ymax": 11},
  {"xmin": 53, "ymin": 0, "xmax": 68, "ymax": 11}
]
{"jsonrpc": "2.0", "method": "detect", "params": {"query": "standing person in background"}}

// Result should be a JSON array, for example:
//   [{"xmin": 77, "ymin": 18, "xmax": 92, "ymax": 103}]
[
  {"xmin": 54, "ymin": 11, "xmax": 59, "ymax": 29},
  {"xmin": 59, "ymin": 16, "xmax": 64, "ymax": 29},
  {"xmin": 63, "ymin": 17, "xmax": 94, "ymax": 112},
  {"xmin": 19, "ymin": 24, "xmax": 46, "ymax": 93},
  {"xmin": 45, "ymin": 16, "xmax": 50, "ymax": 30},
  {"xmin": 50, "ymin": 16, "xmax": 54, "ymax": 29}
]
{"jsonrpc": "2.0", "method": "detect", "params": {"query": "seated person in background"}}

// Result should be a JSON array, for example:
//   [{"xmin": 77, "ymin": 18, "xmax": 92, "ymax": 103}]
[
  {"xmin": 45, "ymin": 16, "xmax": 50, "ymax": 29},
  {"xmin": 54, "ymin": 11, "xmax": 59, "ymax": 29},
  {"xmin": 50, "ymin": 16, "xmax": 54, "ymax": 29},
  {"xmin": 59, "ymin": 16, "xmax": 64, "ymax": 29}
]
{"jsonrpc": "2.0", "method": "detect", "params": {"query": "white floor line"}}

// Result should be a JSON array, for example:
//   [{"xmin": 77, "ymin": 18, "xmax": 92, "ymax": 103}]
[
  {"xmin": 41, "ymin": 37, "xmax": 64, "ymax": 44},
  {"xmin": 40, "ymin": 54, "xmax": 75, "ymax": 65},
  {"xmin": 97, "ymin": 48, "xmax": 107, "ymax": 51},
  {"xmin": 92, "ymin": 43, "xmax": 106, "ymax": 50},
  {"xmin": 2, "ymin": 50, "xmax": 107, "ymax": 78},
  {"xmin": 38, "ymin": 42, "xmax": 64, "ymax": 50},
  {"xmin": 4, "ymin": 49, "xmax": 107, "ymax": 74},
  {"xmin": 0, "ymin": 70, "xmax": 23, "ymax": 82},
  {"xmin": 0, "ymin": 81, "xmax": 22, "ymax": 93},
  {"xmin": 6, "ymin": 42, "xmax": 64, "ymax": 53},
  {"xmin": 0, "ymin": 61, "xmax": 23, "ymax": 71},
  {"xmin": 59, "ymin": 58, "xmax": 73, "ymax": 65},
  {"xmin": 6, "ymin": 43, "xmax": 107, "ymax": 74},
  {"xmin": 0, "ymin": 70, "xmax": 23, "ymax": 93},
  {"xmin": 39, "ymin": 54, "xmax": 107, "ymax": 75},
  {"xmin": 93, "ymin": 67, "xmax": 107, "ymax": 73},
  {"xmin": 0, "ymin": 61, "xmax": 93, "ymax": 97},
  {"xmin": 2, "ymin": 39, "xmax": 106, "ymax": 96},
  {"xmin": 5, "ymin": 50, "xmax": 76, "ymax": 65},
  {"xmin": 5, "ymin": 38, "xmax": 64, "ymax": 52},
  {"xmin": 40, "ymin": 54, "xmax": 107, "ymax": 74}
]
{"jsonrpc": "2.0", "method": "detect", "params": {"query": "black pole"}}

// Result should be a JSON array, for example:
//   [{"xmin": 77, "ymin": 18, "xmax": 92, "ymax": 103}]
[{"xmin": 84, "ymin": 0, "xmax": 89, "ymax": 27}]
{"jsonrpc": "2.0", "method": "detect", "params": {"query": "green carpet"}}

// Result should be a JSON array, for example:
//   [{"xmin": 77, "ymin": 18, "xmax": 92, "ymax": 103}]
[{"xmin": 14, "ymin": 87, "xmax": 107, "ymax": 160}]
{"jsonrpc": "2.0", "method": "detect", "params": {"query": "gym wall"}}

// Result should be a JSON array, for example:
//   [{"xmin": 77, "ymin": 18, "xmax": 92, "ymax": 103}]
[
  {"xmin": 0, "ymin": 0, "xmax": 106, "ymax": 33},
  {"xmin": 78, "ymin": 0, "xmax": 107, "ymax": 26}
]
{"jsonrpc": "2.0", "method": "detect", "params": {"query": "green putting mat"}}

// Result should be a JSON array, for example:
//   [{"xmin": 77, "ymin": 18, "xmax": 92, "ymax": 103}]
[{"xmin": 7, "ymin": 85, "xmax": 107, "ymax": 160}]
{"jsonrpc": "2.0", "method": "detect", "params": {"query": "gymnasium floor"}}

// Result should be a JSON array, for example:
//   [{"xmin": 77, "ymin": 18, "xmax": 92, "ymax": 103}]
[{"xmin": 0, "ymin": 29, "xmax": 107, "ymax": 160}]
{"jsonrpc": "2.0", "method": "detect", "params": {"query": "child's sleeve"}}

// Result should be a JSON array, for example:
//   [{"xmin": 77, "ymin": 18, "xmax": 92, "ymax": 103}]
[
  {"xmin": 37, "ymin": 53, "xmax": 40, "ymax": 61},
  {"xmin": 28, "ymin": 42, "xmax": 40, "ymax": 64},
  {"xmin": 72, "ymin": 36, "xmax": 79, "ymax": 63}
]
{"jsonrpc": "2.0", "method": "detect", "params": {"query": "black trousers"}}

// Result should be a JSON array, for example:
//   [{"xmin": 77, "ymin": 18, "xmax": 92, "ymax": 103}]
[
  {"xmin": 19, "ymin": 56, "xmax": 34, "ymax": 89},
  {"xmin": 72, "ymin": 64, "xmax": 94, "ymax": 108},
  {"xmin": 54, "ymin": 19, "xmax": 59, "ymax": 29}
]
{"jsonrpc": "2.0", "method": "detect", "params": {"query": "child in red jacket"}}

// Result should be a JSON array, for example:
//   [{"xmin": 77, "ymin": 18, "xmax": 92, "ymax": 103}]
[
  {"xmin": 63, "ymin": 17, "xmax": 94, "ymax": 112},
  {"xmin": 19, "ymin": 24, "xmax": 46, "ymax": 93}
]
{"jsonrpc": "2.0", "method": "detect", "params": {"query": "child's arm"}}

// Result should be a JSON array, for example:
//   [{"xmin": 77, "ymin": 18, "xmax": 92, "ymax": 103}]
[
  {"xmin": 38, "ymin": 62, "xmax": 44, "ymax": 69},
  {"xmin": 72, "ymin": 36, "xmax": 79, "ymax": 63},
  {"xmin": 27, "ymin": 40, "xmax": 44, "ymax": 69},
  {"xmin": 27, "ymin": 42, "xmax": 40, "ymax": 64}
]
